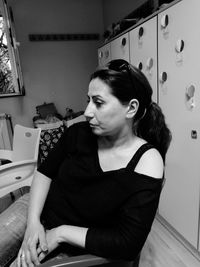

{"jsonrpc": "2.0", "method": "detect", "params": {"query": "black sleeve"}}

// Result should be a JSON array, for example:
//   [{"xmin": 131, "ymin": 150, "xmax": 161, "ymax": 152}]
[
  {"xmin": 85, "ymin": 181, "xmax": 162, "ymax": 261},
  {"xmin": 37, "ymin": 125, "xmax": 76, "ymax": 179}
]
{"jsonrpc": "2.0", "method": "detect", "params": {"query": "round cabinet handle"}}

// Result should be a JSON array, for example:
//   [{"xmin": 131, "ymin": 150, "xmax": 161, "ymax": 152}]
[
  {"xmin": 105, "ymin": 50, "xmax": 109, "ymax": 59},
  {"xmin": 138, "ymin": 62, "xmax": 143, "ymax": 70},
  {"xmin": 99, "ymin": 51, "xmax": 103, "ymax": 59},
  {"xmin": 175, "ymin": 39, "xmax": 184, "ymax": 53},
  {"xmin": 161, "ymin": 14, "xmax": 169, "ymax": 29},
  {"xmin": 185, "ymin": 84, "xmax": 195, "ymax": 109},
  {"xmin": 146, "ymin": 58, "xmax": 153, "ymax": 69},
  {"xmin": 160, "ymin": 71, "xmax": 167, "ymax": 83},
  {"xmin": 138, "ymin": 27, "xmax": 144, "ymax": 38},
  {"xmin": 186, "ymin": 84, "xmax": 195, "ymax": 99},
  {"xmin": 121, "ymin": 37, "xmax": 126, "ymax": 46}
]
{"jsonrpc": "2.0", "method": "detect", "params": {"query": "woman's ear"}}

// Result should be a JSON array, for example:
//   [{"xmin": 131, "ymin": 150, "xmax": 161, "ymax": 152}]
[{"xmin": 126, "ymin": 99, "xmax": 139, "ymax": 118}]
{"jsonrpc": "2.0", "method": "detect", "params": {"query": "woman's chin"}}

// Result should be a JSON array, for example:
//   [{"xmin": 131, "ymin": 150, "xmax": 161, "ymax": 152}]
[{"xmin": 90, "ymin": 126, "xmax": 103, "ymax": 135}]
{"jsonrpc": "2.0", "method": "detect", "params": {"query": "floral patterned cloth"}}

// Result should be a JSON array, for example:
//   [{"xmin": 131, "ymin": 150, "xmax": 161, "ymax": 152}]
[{"xmin": 38, "ymin": 124, "xmax": 65, "ymax": 165}]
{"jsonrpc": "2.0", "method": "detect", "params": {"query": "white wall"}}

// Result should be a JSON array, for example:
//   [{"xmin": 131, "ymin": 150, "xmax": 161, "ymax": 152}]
[
  {"xmin": 0, "ymin": 0, "xmax": 152, "ymax": 128},
  {"xmin": 0, "ymin": 0, "xmax": 104, "ymax": 127}
]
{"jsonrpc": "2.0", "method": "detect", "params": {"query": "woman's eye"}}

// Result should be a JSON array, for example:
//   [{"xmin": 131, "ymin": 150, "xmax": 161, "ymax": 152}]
[{"xmin": 95, "ymin": 101, "xmax": 103, "ymax": 107}]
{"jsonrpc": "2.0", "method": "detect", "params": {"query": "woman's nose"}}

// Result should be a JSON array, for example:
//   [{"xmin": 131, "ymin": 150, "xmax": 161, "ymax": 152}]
[{"xmin": 84, "ymin": 103, "xmax": 94, "ymax": 118}]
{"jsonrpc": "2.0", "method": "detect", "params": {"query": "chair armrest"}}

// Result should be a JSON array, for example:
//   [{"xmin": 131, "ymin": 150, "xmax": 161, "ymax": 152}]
[
  {"xmin": 0, "ymin": 159, "xmax": 37, "ymax": 172},
  {"xmin": 39, "ymin": 254, "xmax": 114, "ymax": 267},
  {"xmin": 0, "ymin": 149, "xmax": 12, "ymax": 161},
  {"xmin": 0, "ymin": 159, "xmax": 37, "ymax": 198}
]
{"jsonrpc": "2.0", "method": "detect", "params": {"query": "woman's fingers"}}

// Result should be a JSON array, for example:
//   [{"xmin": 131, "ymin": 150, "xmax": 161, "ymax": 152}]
[
  {"xmin": 27, "ymin": 231, "xmax": 48, "ymax": 265},
  {"xmin": 17, "ymin": 249, "xmax": 22, "ymax": 267},
  {"xmin": 19, "ymin": 250, "xmax": 33, "ymax": 267},
  {"xmin": 36, "ymin": 246, "xmax": 42, "ymax": 255},
  {"xmin": 27, "ymin": 237, "xmax": 40, "ymax": 266},
  {"xmin": 38, "ymin": 251, "xmax": 46, "ymax": 263},
  {"xmin": 39, "ymin": 230, "xmax": 48, "ymax": 253},
  {"xmin": 21, "ymin": 251, "xmax": 28, "ymax": 267},
  {"xmin": 37, "ymin": 246, "xmax": 48, "ymax": 262}
]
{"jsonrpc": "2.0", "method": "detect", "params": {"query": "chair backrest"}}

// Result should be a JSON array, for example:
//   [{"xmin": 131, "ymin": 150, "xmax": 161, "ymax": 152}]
[
  {"xmin": 66, "ymin": 115, "xmax": 86, "ymax": 127},
  {"xmin": 12, "ymin": 124, "xmax": 41, "ymax": 162}
]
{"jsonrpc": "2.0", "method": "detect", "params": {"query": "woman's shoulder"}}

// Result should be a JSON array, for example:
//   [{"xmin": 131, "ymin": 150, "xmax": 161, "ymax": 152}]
[
  {"xmin": 68, "ymin": 120, "xmax": 88, "ymax": 130},
  {"xmin": 134, "ymin": 146, "xmax": 164, "ymax": 179},
  {"xmin": 67, "ymin": 121, "xmax": 96, "ymax": 150},
  {"xmin": 67, "ymin": 121, "xmax": 91, "ymax": 136}
]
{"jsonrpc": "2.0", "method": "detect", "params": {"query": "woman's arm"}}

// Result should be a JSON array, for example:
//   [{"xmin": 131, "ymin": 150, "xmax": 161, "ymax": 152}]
[
  {"xmin": 37, "ymin": 225, "xmax": 88, "ymax": 262},
  {"xmin": 85, "ymin": 186, "xmax": 161, "ymax": 261},
  {"xmin": 56, "ymin": 225, "xmax": 88, "ymax": 248},
  {"xmin": 27, "ymin": 170, "xmax": 51, "ymax": 224},
  {"xmin": 17, "ymin": 171, "xmax": 52, "ymax": 266}
]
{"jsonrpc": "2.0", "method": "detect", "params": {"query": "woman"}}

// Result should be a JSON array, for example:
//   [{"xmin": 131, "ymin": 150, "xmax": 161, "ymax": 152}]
[{"xmin": 1, "ymin": 59, "xmax": 171, "ymax": 266}]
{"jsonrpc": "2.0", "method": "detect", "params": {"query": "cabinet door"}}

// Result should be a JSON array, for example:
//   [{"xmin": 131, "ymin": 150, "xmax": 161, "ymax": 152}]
[
  {"xmin": 158, "ymin": 0, "xmax": 200, "ymax": 249},
  {"xmin": 110, "ymin": 33, "xmax": 129, "ymax": 61},
  {"xmin": 98, "ymin": 43, "xmax": 111, "ymax": 67},
  {"xmin": 129, "ymin": 16, "xmax": 158, "ymax": 103}
]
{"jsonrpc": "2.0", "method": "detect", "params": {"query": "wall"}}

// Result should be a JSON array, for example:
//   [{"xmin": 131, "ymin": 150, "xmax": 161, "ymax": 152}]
[
  {"xmin": 102, "ymin": 0, "xmax": 148, "ymax": 30},
  {"xmin": 0, "ymin": 0, "xmax": 104, "ymax": 127}
]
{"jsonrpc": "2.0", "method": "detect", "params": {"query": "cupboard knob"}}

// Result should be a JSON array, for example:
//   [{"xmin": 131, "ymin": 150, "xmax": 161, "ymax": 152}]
[
  {"xmin": 160, "ymin": 72, "xmax": 167, "ymax": 83},
  {"xmin": 121, "ymin": 37, "xmax": 126, "ymax": 46},
  {"xmin": 138, "ymin": 62, "xmax": 143, "ymax": 70},
  {"xmin": 186, "ymin": 84, "xmax": 195, "ymax": 99},
  {"xmin": 175, "ymin": 39, "xmax": 184, "ymax": 53},
  {"xmin": 185, "ymin": 84, "xmax": 195, "ymax": 109},
  {"xmin": 99, "ymin": 51, "xmax": 103, "ymax": 59},
  {"xmin": 146, "ymin": 58, "xmax": 153, "ymax": 69},
  {"xmin": 161, "ymin": 14, "xmax": 169, "ymax": 29},
  {"xmin": 138, "ymin": 27, "xmax": 144, "ymax": 38}
]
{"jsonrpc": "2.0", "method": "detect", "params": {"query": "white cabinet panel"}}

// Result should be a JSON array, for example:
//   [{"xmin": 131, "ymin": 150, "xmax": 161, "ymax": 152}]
[
  {"xmin": 110, "ymin": 33, "xmax": 129, "ymax": 62},
  {"xmin": 158, "ymin": 0, "xmax": 200, "ymax": 249},
  {"xmin": 98, "ymin": 43, "xmax": 111, "ymax": 67},
  {"xmin": 129, "ymin": 16, "xmax": 158, "ymax": 103}
]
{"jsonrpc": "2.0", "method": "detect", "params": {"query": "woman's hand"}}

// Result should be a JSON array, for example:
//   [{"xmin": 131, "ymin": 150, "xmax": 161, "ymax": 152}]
[
  {"xmin": 17, "ymin": 221, "xmax": 48, "ymax": 267},
  {"xmin": 37, "ymin": 227, "xmax": 60, "ymax": 263}
]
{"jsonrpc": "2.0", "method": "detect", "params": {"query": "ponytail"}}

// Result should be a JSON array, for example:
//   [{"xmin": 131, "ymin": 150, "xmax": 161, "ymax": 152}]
[{"xmin": 136, "ymin": 102, "xmax": 172, "ymax": 162}]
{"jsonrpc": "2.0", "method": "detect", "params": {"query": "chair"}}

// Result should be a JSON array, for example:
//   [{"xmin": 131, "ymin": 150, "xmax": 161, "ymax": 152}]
[
  {"xmin": 39, "ymin": 253, "xmax": 140, "ymax": 267},
  {"xmin": 0, "ymin": 124, "xmax": 41, "ymax": 197},
  {"xmin": 65, "ymin": 114, "xmax": 86, "ymax": 127}
]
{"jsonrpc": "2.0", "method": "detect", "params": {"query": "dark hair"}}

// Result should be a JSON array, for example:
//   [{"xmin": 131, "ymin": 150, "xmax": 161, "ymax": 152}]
[{"xmin": 90, "ymin": 59, "xmax": 171, "ymax": 162}]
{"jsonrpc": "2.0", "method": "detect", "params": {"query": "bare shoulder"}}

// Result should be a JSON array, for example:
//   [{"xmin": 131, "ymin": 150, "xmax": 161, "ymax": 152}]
[{"xmin": 134, "ymin": 148, "xmax": 164, "ymax": 179}]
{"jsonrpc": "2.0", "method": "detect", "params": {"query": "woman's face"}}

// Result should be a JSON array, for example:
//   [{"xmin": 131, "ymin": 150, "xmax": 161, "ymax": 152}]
[{"xmin": 84, "ymin": 78, "xmax": 129, "ymax": 136}]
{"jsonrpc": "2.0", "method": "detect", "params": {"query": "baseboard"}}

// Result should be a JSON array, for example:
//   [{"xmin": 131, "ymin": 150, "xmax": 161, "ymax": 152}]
[{"xmin": 156, "ymin": 214, "xmax": 200, "ymax": 261}]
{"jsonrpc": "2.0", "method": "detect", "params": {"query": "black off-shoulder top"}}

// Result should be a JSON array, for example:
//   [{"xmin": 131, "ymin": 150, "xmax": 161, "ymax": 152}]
[{"xmin": 38, "ymin": 122, "xmax": 163, "ymax": 260}]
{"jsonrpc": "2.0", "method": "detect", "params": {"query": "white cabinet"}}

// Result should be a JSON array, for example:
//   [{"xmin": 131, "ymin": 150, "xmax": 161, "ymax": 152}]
[
  {"xmin": 158, "ymin": 0, "xmax": 200, "ymax": 249},
  {"xmin": 129, "ymin": 16, "xmax": 158, "ymax": 103},
  {"xmin": 110, "ymin": 32, "xmax": 129, "ymax": 61},
  {"xmin": 97, "ymin": 0, "xmax": 200, "ymax": 251},
  {"xmin": 98, "ymin": 43, "xmax": 111, "ymax": 67}
]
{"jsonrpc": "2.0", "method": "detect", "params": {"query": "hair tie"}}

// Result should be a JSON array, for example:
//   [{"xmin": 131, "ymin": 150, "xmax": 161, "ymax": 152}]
[
  {"xmin": 140, "ymin": 108, "xmax": 147, "ymax": 120},
  {"xmin": 140, "ymin": 102, "xmax": 153, "ymax": 120}
]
